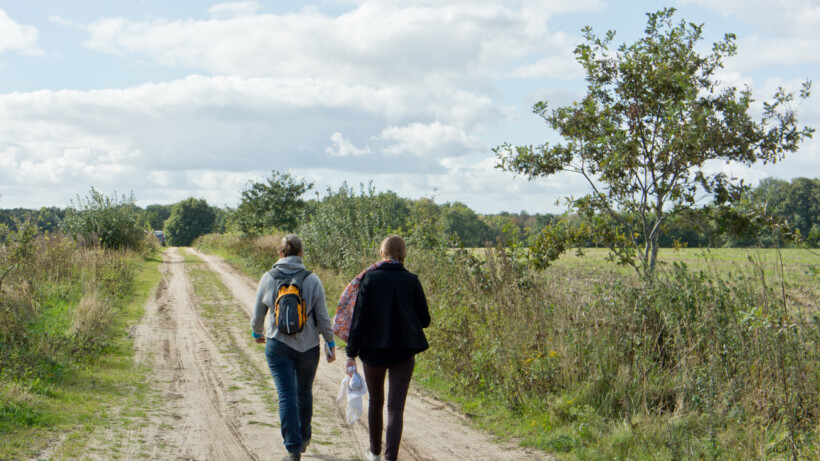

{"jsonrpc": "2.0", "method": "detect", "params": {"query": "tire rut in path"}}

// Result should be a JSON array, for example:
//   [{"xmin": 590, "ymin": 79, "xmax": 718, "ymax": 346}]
[{"xmin": 143, "ymin": 247, "xmax": 270, "ymax": 460}]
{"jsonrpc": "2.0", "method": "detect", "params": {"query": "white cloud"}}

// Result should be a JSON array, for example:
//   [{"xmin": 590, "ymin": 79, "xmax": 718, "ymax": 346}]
[
  {"xmin": 678, "ymin": 0, "xmax": 820, "ymax": 35},
  {"xmin": 74, "ymin": 1, "xmax": 590, "ymax": 89},
  {"xmin": 679, "ymin": 0, "xmax": 820, "ymax": 69},
  {"xmin": 510, "ymin": 52, "xmax": 583, "ymax": 80},
  {"xmin": 0, "ymin": 9, "xmax": 43, "ymax": 55},
  {"xmin": 0, "ymin": 74, "xmax": 506, "ymax": 207},
  {"xmin": 378, "ymin": 122, "xmax": 487, "ymax": 157},
  {"xmin": 326, "ymin": 132, "xmax": 372, "ymax": 157},
  {"xmin": 189, "ymin": 169, "xmax": 259, "ymax": 205},
  {"xmin": 732, "ymin": 35, "xmax": 820, "ymax": 70}
]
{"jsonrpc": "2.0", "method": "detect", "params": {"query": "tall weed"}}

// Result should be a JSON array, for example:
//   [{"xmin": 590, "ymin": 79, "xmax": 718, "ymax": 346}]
[{"xmin": 410, "ymin": 246, "xmax": 819, "ymax": 457}]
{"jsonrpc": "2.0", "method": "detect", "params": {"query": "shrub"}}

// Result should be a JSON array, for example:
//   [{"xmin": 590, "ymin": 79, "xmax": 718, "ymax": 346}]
[
  {"xmin": 60, "ymin": 187, "xmax": 147, "ymax": 251},
  {"xmin": 0, "ymin": 282, "xmax": 37, "ymax": 372},
  {"xmin": 230, "ymin": 170, "xmax": 313, "ymax": 235},
  {"xmin": 439, "ymin": 202, "xmax": 492, "ymax": 247},
  {"xmin": 164, "ymin": 197, "xmax": 216, "ymax": 246},
  {"xmin": 0, "ymin": 216, "xmax": 38, "ymax": 291},
  {"xmin": 145, "ymin": 204, "xmax": 173, "ymax": 230},
  {"xmin": 298, "ymin": 183, "xmax": 411, "ymax": 271}
]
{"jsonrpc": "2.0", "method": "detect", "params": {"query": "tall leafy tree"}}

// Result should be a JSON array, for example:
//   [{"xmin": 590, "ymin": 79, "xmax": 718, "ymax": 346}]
[
  {"xmin": 407, "ymin": 197, "xmax": 443, "ymax": 248},
  {"xmin": 440, "ymin": 202, "xmax": 491, "ymax": 247},
  {"xmin": 751, "ymin": 177, "xmax": 790, "ymax": 215},
  {"xmin": 780, "ymin": 177, "xmax": 820, "ymax": 240},
  {"xmin": 145, "ymin": 204, "xmax": 173, "ymax": 230},
  {"xmin": 496, "ymin": 8, "xmax": 813, "ymax": 275},
  {"xmin": 164, "ymin": 198, "xmax": 216, "ymax": 246},
  {"xmin": 231, "ymin": 170, "xmax": 313, "ymax": 235}
]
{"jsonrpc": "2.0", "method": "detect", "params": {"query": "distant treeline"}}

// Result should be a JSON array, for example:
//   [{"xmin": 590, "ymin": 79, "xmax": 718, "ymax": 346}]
[
  {"xmin": 659, "ymin": 177, "xmax": 820, "ymax": 247},
  {"xmin": 2, "ymin": 176, "xmax": 818, "ymax": 248}
]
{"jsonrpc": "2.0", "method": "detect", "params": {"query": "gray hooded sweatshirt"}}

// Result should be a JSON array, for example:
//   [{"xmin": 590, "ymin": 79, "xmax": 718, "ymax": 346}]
[{"xmin": 250, "ymin": 256, "xmax": 334, "ymax": 352}]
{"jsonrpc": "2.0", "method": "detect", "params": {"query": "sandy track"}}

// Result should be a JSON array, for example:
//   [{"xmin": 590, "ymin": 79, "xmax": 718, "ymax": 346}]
[
  {"xmin": 51, "ymin": 248, "xmax": 548, "ymax": 460},
  {"xmin": 74, "ymin": 248, "xmax": 281, "ymax": 460}
]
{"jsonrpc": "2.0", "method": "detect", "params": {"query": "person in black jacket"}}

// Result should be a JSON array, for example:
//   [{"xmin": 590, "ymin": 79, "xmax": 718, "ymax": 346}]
[{"xmin": 345, "ymin": 235, "xmax": 430, "ymax": 461}]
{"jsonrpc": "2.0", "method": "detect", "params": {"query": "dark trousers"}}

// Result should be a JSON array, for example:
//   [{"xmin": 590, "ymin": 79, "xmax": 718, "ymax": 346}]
[
  {"xmin": 362, "ymin": 356, "xmax": 415, "ymax": 461},
  {"xmin": 265, "ymin": 338, "xmax": 320, "ymax": 454}
]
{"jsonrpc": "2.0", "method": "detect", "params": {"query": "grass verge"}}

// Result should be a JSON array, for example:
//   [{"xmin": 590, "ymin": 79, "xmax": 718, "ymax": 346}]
[{"xmin": 0, "ymin": 249, "xmax": 162, "ymax": 460}]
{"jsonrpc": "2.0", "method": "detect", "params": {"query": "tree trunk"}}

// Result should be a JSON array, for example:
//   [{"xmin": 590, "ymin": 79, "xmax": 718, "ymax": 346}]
[{"xmin": 649, "ymin": 233, "xmax": 660, "ymax": 275}]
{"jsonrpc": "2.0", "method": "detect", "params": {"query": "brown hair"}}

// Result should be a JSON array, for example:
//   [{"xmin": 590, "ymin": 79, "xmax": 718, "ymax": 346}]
[
  {"xmin": 278, "ymin": 234, "xmax": 303, "ymax": 257},
  {"xmin": 380, "ymin": 234, "xmax": 407, "ymax": 263}
]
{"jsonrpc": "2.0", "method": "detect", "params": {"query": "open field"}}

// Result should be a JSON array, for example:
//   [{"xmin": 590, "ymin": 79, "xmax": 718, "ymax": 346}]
[{"xmin": 553, "ymin": 246, "xmax": 820, "ymax": 273}]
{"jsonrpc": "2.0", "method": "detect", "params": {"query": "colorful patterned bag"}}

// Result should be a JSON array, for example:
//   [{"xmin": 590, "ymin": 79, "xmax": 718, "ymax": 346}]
[{"xmin": 333, "ymin": 259, "xmax": 399, "ymax": 341}]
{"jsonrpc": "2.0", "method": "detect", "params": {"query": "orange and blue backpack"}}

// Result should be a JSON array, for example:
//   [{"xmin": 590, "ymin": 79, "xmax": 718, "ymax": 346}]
[{"xmin": 270, "ymin": 268, "xmax": 313, "ymax": 335}]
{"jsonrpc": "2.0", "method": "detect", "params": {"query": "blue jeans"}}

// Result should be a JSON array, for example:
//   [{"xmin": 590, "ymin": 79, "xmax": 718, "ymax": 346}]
[{"xmin": 265, "ymin": 338, "xmax": 320, "ymax": 454}]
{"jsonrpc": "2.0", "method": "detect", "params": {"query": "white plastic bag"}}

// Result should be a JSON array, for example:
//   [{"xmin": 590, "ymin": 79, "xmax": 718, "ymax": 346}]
[{"xmin": 336, "ymin": 368, "xmax": 367, "ymax": 425}]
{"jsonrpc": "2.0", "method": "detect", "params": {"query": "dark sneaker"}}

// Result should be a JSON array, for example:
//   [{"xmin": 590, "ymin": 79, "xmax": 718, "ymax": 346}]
[
  {"xmin": 301, "ymin": 438, "xmax": 311, "ymax": 453},
  {"xmin": 282, "ymin": 453, "xmax": 300, "ymax": 461}
]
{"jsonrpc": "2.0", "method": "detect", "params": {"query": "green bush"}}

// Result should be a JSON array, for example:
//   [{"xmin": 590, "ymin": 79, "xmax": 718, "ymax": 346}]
[
  {"xmin": 298, "ymin": 183, "xmax": 411, "ymax": 271},
  {"xmin": 164, "ymin": 197, "xmax": 216, "ymax": 246},
  {"xmin": 230, "ymin": 170, "xmax": 312, "ymax": 235},
  {"xmin": 60, "ymin": 187, "xmax": 147, "ymax": 251},
  {"xmin": 439, "ymin": 202, "xmax": 492, "ymax": 247},
  {"xmin": 145, "ymin": 204, "xmax": 173, "ymax": 231}
]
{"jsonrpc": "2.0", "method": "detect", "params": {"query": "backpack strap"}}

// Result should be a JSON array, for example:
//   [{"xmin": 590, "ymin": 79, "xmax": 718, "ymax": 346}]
[
  {"xmin": 295, "ymin": 270, "xmax": 318, "ymax": 328},
  {"xmin": 269, "ymin": 268, "xmax": 310, "ymax": 287}
]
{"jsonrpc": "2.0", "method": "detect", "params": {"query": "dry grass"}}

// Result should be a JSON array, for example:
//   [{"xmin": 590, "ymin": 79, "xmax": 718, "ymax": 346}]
[{"xmin": 70, "ymin": 290, "xmax": 113, "ymax": 347}]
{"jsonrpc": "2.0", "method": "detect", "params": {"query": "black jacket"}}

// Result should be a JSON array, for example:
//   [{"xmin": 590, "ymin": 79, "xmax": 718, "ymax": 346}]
[{"xmin": 346, "ymin": 262, "xmax": 430, "ymax": 365}]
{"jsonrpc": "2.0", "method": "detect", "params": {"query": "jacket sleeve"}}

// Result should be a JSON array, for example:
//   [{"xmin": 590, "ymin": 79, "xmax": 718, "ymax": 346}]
[
  {"xmin": 310, "ymin": 274, "xmax": 334, "ymax": 344},
  {"xmin": 250, "ymin": 272, "xmax": 270, "ymax": 338},
  {"xmin": 345, "ymin": 275, "xmax": 369, "ymax": 358},
  {"xmin": 415, "ymin": 277, "xmax": 431, "ymax": 328}
]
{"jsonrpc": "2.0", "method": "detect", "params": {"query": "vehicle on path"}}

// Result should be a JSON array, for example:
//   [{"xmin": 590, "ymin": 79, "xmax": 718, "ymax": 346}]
[{"xmin": 153, "ymin": 230, "xmax": 166, "ymax": 246}]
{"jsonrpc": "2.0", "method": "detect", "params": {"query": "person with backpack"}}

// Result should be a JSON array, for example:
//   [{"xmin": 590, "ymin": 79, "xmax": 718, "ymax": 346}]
[
  {"xmin": 341, "ymin": 235, "xmax": 430, "ymax": 461},
  {"xmin": 251, "ymin": 234, "xmax": 336, "ymax": 461}
]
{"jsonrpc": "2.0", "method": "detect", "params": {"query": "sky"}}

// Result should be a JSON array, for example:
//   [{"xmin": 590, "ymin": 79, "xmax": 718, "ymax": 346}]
[{"xmin": 0, "ymin": 0, "xmax": 818, "ymax": 214}]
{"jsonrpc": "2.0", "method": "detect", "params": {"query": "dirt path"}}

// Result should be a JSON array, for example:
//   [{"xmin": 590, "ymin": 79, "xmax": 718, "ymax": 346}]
[{"xmin": 57, "ymin": 248, "xmax": 550, "ymax": 460}]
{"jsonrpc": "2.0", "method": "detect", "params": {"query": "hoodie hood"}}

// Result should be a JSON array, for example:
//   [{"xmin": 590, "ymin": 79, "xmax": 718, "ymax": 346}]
[{"xmin": 272, "ymin": 255, "xmax": 306, "ymax": 274}]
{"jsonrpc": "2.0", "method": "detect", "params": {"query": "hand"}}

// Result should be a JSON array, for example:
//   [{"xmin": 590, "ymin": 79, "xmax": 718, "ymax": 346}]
[
  {"xmin": 255, "ymin": 336, "xmax": 266, "ymax": 344},
  {"xmin": 326, "ymin": 347, "xmax": 336, "ymax": 363},
  {"xmin": 345, "ymin": 357, "xmax": 356, "ymax": 376}
]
